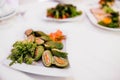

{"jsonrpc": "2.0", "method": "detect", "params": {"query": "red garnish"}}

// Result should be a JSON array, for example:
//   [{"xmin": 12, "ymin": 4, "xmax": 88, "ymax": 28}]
[{"xmin": 49, "ymin": 30, "xmax": 66, "ymax": 42}]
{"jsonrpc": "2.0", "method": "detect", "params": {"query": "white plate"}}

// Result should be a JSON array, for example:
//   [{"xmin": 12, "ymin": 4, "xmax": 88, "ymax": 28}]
[
  {"xmin": 43, "ymin": 4, "xmax": 84, "ymax": 22},
  {"xmin": 0, "ymin": 10, "xmax": 16, "ymax": 21},
  {"xmin": 3, "ymin": 28, "xmax": 71, "ymax": 77},
  {"xmin": 3, "ymin": 59, "xmax": 71, "ymax": 77},
  {"xmin": 44, "ymin": 13, "xmax": 84, "ymax": 22},
  {"xmin": 86, "ymin": 6, "xmax": 120, "ymax": 31},
  {"xmin": 0, "ymin": 65, "xmax": 33, "ymax": 80}
]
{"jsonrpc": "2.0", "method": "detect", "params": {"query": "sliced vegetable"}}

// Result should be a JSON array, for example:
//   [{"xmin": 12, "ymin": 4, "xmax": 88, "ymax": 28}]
[
  {"xmin": 34, "ymin": 46, "xmax": 44, "ymax": 61},
  {"xmin": 25, "ymin": 29, "xmax": 33, "ymax": 36},
  {"xmin": 53, "ymin": 56, "xmax": 69, "ymax": 68},
  {"xmin": 27, "ymin": 35, "xmax": 35, "ymax": 42},
  {"xmin": 40, "ymin": 36, "xmax": 51, "ymax": 41},
  {"xmin": 44, "ymin": 41, "xmax": 63, "ymax": 50},
  {"xmin": 51, "ymin": 49, "xmax": 68, "ymax": 58},
  {"xmin": 34, "ymin": 31, "xmax": 48, "ymax": 37},
  {"xmin": 42, "ymin": 50, "xmax": 52, "ymax": 67},
  {"xmin": 35, "ymin": 37, "xmax": 44, "ymax": 45}
]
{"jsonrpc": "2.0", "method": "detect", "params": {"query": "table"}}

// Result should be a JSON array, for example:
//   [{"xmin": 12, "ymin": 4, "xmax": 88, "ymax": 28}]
[{"xmin": 0, "ymin": 0, "xmax": 120, "ymax": 80}]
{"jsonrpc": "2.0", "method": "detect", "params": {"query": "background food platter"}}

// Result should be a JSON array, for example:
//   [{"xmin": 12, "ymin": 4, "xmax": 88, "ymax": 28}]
[{"xmin": 86, "ymin": 5, "xmax": 120, "ymax": 31}]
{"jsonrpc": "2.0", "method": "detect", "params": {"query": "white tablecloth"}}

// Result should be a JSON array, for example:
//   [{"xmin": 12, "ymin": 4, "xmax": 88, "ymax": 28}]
[{"xmin": 0, "ymin": 0, "xmax": 120, "ymax": 80}]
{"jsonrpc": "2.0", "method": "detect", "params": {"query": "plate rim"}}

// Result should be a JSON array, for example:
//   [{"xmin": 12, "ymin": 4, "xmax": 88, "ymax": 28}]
[{"xmin": 3, "ymin": 59, "xmax": 71, "ymax": 77}]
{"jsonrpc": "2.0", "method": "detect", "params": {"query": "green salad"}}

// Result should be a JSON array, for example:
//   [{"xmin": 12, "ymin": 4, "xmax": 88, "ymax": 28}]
[
  {"xmin": 47, "ymin": 4, "xmax": 82, "ymax": 19},
  {"xmin": 8, "ymin": 29, "xmax": 69, "ymax": 68},
  {"xmin": 98, "ymin": 5, "xmax": 120, "ymax": 28}
]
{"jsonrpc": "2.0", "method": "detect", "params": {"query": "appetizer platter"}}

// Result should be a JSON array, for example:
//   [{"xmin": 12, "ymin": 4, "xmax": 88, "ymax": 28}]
[
  {"xmin": 44, "ymin": 3, "xmax": 84, "ymax": 22},
  {"xmin": 3, "ymin": 28, "xmax": 71, "ymax": 77},
  {"xmin": 86, "ymin": 0, "xmax": 120, "ymax": 31}
]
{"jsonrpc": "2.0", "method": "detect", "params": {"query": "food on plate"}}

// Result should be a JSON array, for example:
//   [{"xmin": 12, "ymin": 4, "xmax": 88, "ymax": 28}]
[
  {"xmin": 49, "ymin": 29, "xmax": 66, "ymax": 42},
  {"xmin": 34, "ymin": 46, "xmax": 44, "ymax": 61},
  {"xmin": 25, "ymin": 29, "xmax": 33, "ymax": 36},
  {"xmin": 91, "ymin": 8, "xmax": 110, "ymax": 21},
  {"xmin": 7, "ymin": 29, "xmax": 69, "ymax": 68},
  {"xmin": 47, "ymin": 4, "xmax": 82, "ymax": 19},
  {"xmin": 35, "ymin": 37, "xmax": 44, "ymax": 45},
  {"xmin": 8, "ymin": 41, "xmax": 37, "ymax": 66},
  {"xmin": 42, "ymin": 50, "xmax": 53, "ymax": 67},
  {"xmin": 44, "ymin": 41, "xmax": 63, "ymax": 50},
  {"xmin": 53, "ymin": 56, "xmax": 69, "ymax": 68},
  {"xmin": 91, "ymin": 4, "xmax": 120, "ymax": 28},
  {"xmin": 51, "ymin": 49, "xmax": 68, "ymax": 58},
  {"xmin": 99, "ymin": 0, "xmax": 115, "ymax": 6}
]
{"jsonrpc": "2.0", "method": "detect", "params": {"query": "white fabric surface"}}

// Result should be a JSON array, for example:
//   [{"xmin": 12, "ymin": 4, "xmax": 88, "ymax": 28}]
[{"xmin": 0, "ymin": 0, "xmax": 120, "ymax": 80}]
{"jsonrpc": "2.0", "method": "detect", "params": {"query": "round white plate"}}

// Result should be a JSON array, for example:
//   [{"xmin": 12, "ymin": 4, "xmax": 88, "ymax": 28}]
[{"xmin": 85, "ymin": 5, "xmax": 120, "ymax": 31}]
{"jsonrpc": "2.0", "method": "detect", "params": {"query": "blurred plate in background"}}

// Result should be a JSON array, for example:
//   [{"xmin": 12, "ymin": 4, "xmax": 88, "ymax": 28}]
[{"xmin": 0, "ymin": 0, "xmax": 16, "ymax": 21}]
